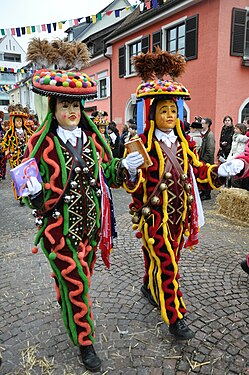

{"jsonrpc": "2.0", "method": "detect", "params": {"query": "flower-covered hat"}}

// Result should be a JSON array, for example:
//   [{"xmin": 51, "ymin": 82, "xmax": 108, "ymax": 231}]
[
  {"xmin": 8, "ymin": 104, "xmax": 29, "ymax": 119},
  {"xmin": 27, "ymin": 38, "xmax": 97, "ymax": 100},
  {"xmin": 133, "ymin": 47, "xmax": 190, "ymax": 100}
]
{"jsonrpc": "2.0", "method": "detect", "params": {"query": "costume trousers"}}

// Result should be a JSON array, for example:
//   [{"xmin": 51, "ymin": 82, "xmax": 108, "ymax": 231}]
[
  {"xmin": 43, "ymin": 236, "xmax": 96, "ymax": 347},
  {"xmin": 141, "ymin": 220, "xmax": 186, "ymax": 325}
]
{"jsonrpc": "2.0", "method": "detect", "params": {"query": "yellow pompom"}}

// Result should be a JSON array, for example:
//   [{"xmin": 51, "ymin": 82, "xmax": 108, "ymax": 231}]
[
  {"xmin": 132, "ymin": 224, "xmax": 138, "ymax": 230},
  {"xmin": 185, "ymin": 230, "xmax": 190, "ymax": 236}
]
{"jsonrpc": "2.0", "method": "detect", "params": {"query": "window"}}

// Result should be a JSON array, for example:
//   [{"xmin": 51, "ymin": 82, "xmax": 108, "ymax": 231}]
[
  {"xmin": 4, "ymin": 53, "xmax": 21, "ymax": 62},
  {"xmin": 97, "ymin": 71, "xmax": 109, "ymax": 99},
  {"xmin": 230, "ymin": 7, "xmax": 249, "ymax": 60},
  {"xmin": 119, "ymin": 36, "xmax": 150, "ymax": 78},
  {"xmin": 0, "ymin": 99, "xmax": 9, "ymax": 105},
  {"xmin": 163, "ymin": 14, "xmax": 198, "ymax": 60},
  {"xmin": 129, "ymin": 41, "xmax": 142, "ymax": 74},
  {"xmin": 167, "ymin": 24, "xmax": 185, "ymax": 55},
  {"xmin": 99, "ymin": 78, "xmax": 107, "ymax": 98}
]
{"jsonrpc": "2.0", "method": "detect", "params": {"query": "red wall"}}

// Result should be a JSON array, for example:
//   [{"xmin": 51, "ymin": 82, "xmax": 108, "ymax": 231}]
[
  {"xmin": 84, "ymin": 59, "xmax": 111, "ymax": 119},
  {"xmin": 111, "ymin": 0, "xmax": 249, "ymax": 152}
]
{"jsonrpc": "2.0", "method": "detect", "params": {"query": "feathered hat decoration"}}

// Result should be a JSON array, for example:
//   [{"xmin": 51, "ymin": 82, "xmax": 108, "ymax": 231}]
[
  {"xmin": 8, "ymin": 104, "xmax": 29, "ymax": 118},
  {"xmin": 133, "ymin": 47, "xmax": 190, "ymax": 100},
  {"xmin": 27, "ymin": 37, "xmax": 97, "ymax": 99}
]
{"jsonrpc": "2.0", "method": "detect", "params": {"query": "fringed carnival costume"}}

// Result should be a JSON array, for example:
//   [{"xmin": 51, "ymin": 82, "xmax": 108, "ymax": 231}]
[
  {"xmin": 22, "ymin": 38, "xmax": 138, "ymax": 371},
  {"xmin": 1, "ymin": 105, "xmax": 33, "ymax": 199},
  {"xmin": 123, "ymin": 49, "xmax": 225, "ymax": 339}
]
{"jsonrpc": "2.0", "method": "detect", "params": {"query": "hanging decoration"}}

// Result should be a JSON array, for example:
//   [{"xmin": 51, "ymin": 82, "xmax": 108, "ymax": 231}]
[{"xmin": 0, "ymin": 5, "xmax": 138, "ymax": 37}]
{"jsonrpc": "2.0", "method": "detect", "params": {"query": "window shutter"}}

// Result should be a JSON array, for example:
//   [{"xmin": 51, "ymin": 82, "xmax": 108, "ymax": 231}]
[
  {"xmin": 119, "ymin": 46, "xmax": 126, "ymax": 78},
  {"xmin": 141, "ymin": 35, "xmax": 150, "ymax": 53},
  {"xmin": 152, "ymin": 31, "xmax": 162, "ymax": 51},
  {"xmin": 185, "ymin": 14, "xmax": 198, "ymax": 60},
  {"xmin": 106, "ymin": 76, "xmax": 110, "ymax": 97},
  {"xmin": 230, "ymin": 8, "xmax": 246, "ymax": 56}
]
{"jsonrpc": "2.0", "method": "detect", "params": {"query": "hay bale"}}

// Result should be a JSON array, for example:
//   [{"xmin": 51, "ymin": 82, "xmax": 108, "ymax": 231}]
[{"xmin": 216, "ymin": 187, "xmax": 249, "ymax": 224}]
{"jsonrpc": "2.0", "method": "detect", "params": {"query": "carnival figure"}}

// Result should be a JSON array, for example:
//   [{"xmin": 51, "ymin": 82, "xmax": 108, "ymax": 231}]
[
  {"xmin": 20, "ymin": 38, "xmax": 143, "ymax": 372},
  {"xmin": 123, "ymin": 48, "xmax": 235, "ymax": 340}
]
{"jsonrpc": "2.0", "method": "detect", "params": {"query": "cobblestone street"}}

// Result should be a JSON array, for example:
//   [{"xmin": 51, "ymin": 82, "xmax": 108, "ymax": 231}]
[{"xmin": 1, "ymin": 170, "xmax": 249, "ymax": 375}]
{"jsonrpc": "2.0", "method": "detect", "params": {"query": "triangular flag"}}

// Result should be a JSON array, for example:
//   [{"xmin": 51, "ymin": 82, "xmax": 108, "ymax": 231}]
[
  {"xmin": 152, "ymin": 0, "xmax": 158, "ymax": 8},
  {"xmin": 97, "ymin": 13, "xmax": 102, "ymax": 21},
  {"xmin": 58, "ymin": 22, "xmax": 63, "ymax": 29},
  {"xmin": 21, "ymin": 27, "xmax": 26, "ymax": 35},
  {"xmin": 31, "ymin": 26, "xmax": 36, "ymax": 32},
  {"xmin": 16, "ymin": 28, "xmax": 21, "ymax": 37},
  {"xmin": 74, "ymin": 19, "xmax": 79, "ymax": 26},
  {"xmin": 69, "ymin": 20, "xmax": 73, "ymax": 26},
  {"xmin": 36, "ymin": 25, "xmax": 41, "ymax": 33},
  {"xmin": 26, "ymin": 26, "xmax": 31, "ymax": 34},
  {"xmin": 106, "ymin": 11, "xmax": 112, "ymax": 16},
  {"xmin": 11, "ymin": 28, "xmax": 16, "ymax": 36},
  {"xmin": 41, "ymin": 24, "xmax": 46, "ymax": 31},
  {"xmin": 92, "ymin": 15, "xmax": 97, "ymax": 23},
  {"xmin": 53, "ymin": 23, "xmax": 57, "ymax": 31},
  {"xmin": 47, "ymin": 24, "xmax": 51, "ymax": 33},
  {"xmin": 115, "ymin": 10, "xmax": 120, "ymax": 17},
  {"xmin": 1, "ymin": 29, "xmax": 5, "ymax": 36},
  {"xmin": 86, "ymin": 16, "xmax": 91, "ymax": 23}
]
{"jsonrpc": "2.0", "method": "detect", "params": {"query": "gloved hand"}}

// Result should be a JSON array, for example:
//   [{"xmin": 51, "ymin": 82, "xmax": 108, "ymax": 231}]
[
  {"xmin": 218, "ymin": 155, "xmax": 226, "ymax": 163},
  {"xmin": 109, "ymin": 132, "xmax": 117, "ymax": 143},
  {"xmin": 218, "ymin": 159, "xmax": 244, "ymax": 177},
  {"xmin": 22, "ymin": 176, "xmax": 42, "ymax": 197},
  {"xmin": 122, "ymin": 151, "xmax": 144, "ymax": 179}
]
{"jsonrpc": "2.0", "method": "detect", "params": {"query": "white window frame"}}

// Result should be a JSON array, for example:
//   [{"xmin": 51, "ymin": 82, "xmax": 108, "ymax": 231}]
[
  {"xmin": 97, "ymin": 70, "xmax": 110, "ymax": 99},
  {"xmin": 125, "ymin": 35, "xmax": 143, "ymax": 78},
  {"xmin": 161, "ymin": 16, "xmax": 187, "ymax": 52}
]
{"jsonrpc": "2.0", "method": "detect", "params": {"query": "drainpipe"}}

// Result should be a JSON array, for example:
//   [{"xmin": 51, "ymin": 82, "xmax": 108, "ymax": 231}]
[{"xmin": 104, "ymin": 45, "xmax": 112, "ymax": 121}]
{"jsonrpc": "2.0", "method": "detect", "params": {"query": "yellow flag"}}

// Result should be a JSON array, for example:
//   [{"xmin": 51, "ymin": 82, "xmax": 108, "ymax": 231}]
[
  {"xmin": 26, "ymin": 26, "xmax": 31, "ymax": 34},
  {"xmin": 92, "ymin": 15, "xmax": 97, "ymax": 24}
]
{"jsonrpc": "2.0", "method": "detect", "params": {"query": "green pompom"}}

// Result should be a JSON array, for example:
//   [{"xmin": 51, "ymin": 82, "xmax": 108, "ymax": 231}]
[{"xmin": 49, "ymin": 252, "xmax": 56, "ymax": 260}]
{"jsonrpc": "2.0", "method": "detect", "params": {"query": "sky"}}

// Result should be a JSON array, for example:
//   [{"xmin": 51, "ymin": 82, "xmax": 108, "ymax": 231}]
[{"xmin": 0, "ymin": 0, "xmax": 138, "ymax": 52}]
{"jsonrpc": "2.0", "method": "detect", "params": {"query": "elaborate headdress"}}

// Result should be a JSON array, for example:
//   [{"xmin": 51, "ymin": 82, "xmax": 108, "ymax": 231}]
[
  {"xmin": 133, "ymin": 47, "xmax": 190, "ymax": 100},
  {"xmin": 91, "ymin": 110, "xmax": 109, "ymax": 126},
  {"xmin": 8, "ymin": 104, "xmax": 29, "ymax": 119},
  {"xmin": 27, "ymin": 38, "xmax": 97, "ymax": 100}
]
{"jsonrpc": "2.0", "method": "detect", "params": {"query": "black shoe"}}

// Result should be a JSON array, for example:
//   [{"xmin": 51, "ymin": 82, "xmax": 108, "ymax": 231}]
[
  {"xmin": 241, "ymin": 260, "xmax": 249, "ymax": 275},
  {"xmin": 169, "ymin": 318, "xmax": 195, "ymax": 340},
  {"xmin": 141, "ymin": 285, "xmax": 158, "ymax": 307},
  {"xmin": 80, "ymin": 345, "xmax": 101, "ymax": 372}
]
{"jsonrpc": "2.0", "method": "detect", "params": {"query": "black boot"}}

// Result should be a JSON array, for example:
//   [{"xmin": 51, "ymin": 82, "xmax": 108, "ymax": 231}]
[
  {"xmin": 241, "ymin": 259, "xmax": 249, "ymax": 275},
  {"xmin": 80, "ymin": 345, "xmax": 101, "ymax": 372},
  {"xmin": 169, "ymin": 318, "xmax": 195, "ymax": 340},
  {"xmin": 141, "ymin": 285, "xmax": 158, "ymax": 307}
]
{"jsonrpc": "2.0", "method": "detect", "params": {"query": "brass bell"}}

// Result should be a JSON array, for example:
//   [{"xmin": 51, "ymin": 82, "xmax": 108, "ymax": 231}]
[
  {"xmin": 74, "ymin": 167, "xmax": 81, "ymax": 174},
  {"xmin": 180, "ymin": 173, "xmax": 188, "ymax": 181},
  {"xmin": 32, "ymin": 209, "xmax": 38, "ymax": 217},
  {"xmin": 70, "ymin": 181, "xmax": 77, "ymax": 189},
  {"xmin": 159, "ymin": 183, "xmax": 167, "ymax": 191},
  {"xmin": 95, "ymin": 189, "xmax": 102, "ymax": 197},
  {"xmin": 187, "ymin": 195, "xmax": 194, "ymax": 204},
  {"xmin": 184, "ymin": 183, "xmax": 192, "ymax": 192},
  {"xmin": 164, "ymin": 172, "xmax": 172, "ymax": 179},
  {"xmin": 132, "ymin": 215, "xmax": 140, "ymax": 224},
  {"xmin": 90, "ymin": 178, "xmax": 96, "ymax": 186},
  {"xmin": 64, "ymin": 195, "xmax": 71, "ymax": 203},
  {"xmin": 188, "ymin": 205, "xmax": 192, "ymax": 212},
  {"xmin": 151, "ymin": 196, "xmax": 160, "ymax": 206},
  {"xmin": 52, "ymin": 210, "xmax": 61, "ymax": 219},
  {"xmin": 83, "ymin": 166, "xmax": 89, "ymax": 174},
  {"xmin": 35, "ymin": 217, "xmax": 43, "ymax": 226},
  {"xmin": 142, "ymin": 207, "xmax": 151, "ymax": 217}
]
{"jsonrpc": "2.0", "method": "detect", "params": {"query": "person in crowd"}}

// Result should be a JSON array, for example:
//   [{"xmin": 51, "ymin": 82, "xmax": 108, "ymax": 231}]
[
  {"xmin": 108, "ymin": 123, "xmax": 125, "ymax": 158},
  {"xmin": 20, "ymin": 38, "xmax": 144, "ymax": 372},
  {"xmin": 183, "ymin": 115, "xmax": 190, "ymax": 134},
  {"xmin": 123, "ymin": 48, "xmax": 228, "ymax": 341},
  {"xmin": 243, "ymin": 117, "xmax": 249, "ymax": 136},
  {"xmin": 1, "ymin": 120, "xmax": 10, "ymax": 133},
  {"xmin": 0, "ymin": 111, "xmax": 7, "ymax": 180},
  {"xmin": 198, "ymin": 118, "xmax": 215, "ymax": 200},
  {"xmin": 120, "ymin": 124, "xmax": 129, "ymax": 145},
  {"xmin": 194, "ymin": 115, "xmax": 202, "ymax": 123},
  {"xmin": 1, "ymin": 104, "xmax": 33, "ymax": 203},
  {"xmin": 91, "ymin": 111, "xmax": 110, "ymax": 144},
  {"xmin": 227, "ymin": 123, "xmax": 248, "ymax": 161},
  {"xmin": 188, "ymin": 121, "xmax": 203, "ymax": 151},
  {"xmin": 218, "ymin": 115, "xmax": 234, "ymax": 160},
  {"xmin": 124, "ymin": 121, "xmax": 137, "ymax": 143}
]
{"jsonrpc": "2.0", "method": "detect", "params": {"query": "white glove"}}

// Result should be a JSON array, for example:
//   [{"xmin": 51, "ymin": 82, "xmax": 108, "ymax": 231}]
[
  {"xmin": 22, "ymin": 176, "xmax": 42, "ymax": 196},
  {"xmin": 122, "ymin": 151, "xmax": 144, "ymax": 179},
  {"xmin": 218, "ymin": 159, "xmax": 244, "ymax": 177}
]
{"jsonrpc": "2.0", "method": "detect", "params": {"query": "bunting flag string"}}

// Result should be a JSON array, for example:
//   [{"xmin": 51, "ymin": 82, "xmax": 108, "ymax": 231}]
[{"xmin": 0, "ymin": 5, "xmax": 138, "ymax": 37}]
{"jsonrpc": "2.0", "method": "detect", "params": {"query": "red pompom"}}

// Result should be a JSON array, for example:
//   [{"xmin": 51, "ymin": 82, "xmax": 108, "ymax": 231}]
[
  {"xmin": 136, "ymin": 232, "xmax": 142, "ymax": 239},
  {"xmin": 32, "ymin": 247, "xmax": 38, "ymax": 254},
  {"xmin": 69, "ymin": 81, "xmax": 76, "ymax": 88}
]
